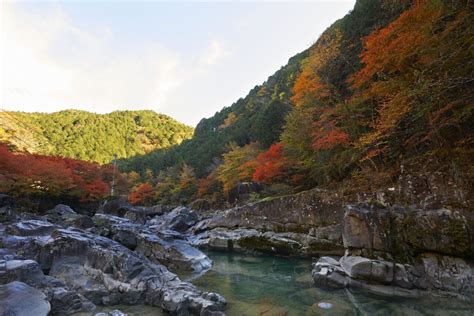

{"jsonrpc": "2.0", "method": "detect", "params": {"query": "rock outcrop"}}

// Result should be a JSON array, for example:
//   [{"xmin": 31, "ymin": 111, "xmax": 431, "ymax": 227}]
[
  {"xmin": 1, "ymin": 206, "xmax": 226, "ymax": 315},
  {"xmin": 93, "ymin": 213, "xmax": 212, "ymax": 273},
  {"xmin": 188, "ymin": 189, "xmax": 345, "ymax": 257},
  {"xmin": 312, "ymin": 204, "xmax": 474, "ymax": 300}
]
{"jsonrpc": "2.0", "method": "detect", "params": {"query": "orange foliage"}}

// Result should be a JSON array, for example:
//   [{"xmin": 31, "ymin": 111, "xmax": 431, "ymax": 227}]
[
  {"xmin": 252, "ymin": 143, "xmax": 288, "ymax": 184},
  {"xmin": 347, "ymin": 0, "xmax": 460, "ymax": 150},
  {"xmin": 128, "ymin": 183, "xmax": 154, "ymax": 205},
  {"xmin": 350, "ymin": 0, "xmax": 443, "ymax": 89},
  {"xmin": 291, "ymin": 29, "xmax": 342, "ymax": 108}
]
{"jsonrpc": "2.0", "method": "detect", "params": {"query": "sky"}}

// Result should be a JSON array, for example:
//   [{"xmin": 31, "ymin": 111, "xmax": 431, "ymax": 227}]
[{"xmin": 0, "ymin": 0, "xmax": 355, "ymax": 126}]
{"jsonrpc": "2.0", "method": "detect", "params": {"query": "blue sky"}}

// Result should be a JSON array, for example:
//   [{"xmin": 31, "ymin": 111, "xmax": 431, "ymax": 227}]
[{"xmin": 1, "ymin": 1, "xmax": 355, "ymax": 126}]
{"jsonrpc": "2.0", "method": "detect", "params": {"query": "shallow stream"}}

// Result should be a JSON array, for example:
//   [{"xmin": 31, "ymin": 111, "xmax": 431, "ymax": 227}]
[{"xmin": 85, "ymin": 251, "xmax": 474, "ymax": 315}]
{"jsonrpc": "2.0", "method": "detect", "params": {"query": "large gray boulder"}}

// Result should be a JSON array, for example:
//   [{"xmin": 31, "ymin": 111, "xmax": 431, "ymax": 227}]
[
  {"xmin": 149, "ymin": 206, "xmax": 199, "ymax": 232},
  {"xmin": 340, "ymin": 255, "xmax": 394, "ymax": 284},
  {"xmin": 312, "ymin": 254, "xmax": 474, "ymax": 299},
  {"xmin": 0, "ymin": 281, "xmax": 51, "ymax": 316},
  {"xmin": 34, "ymin": 228, "xmax": 225, "ymax": 314},
  {"xmin": 0, "ymin": 258, "xmax": 95, "ymax": 314},
  {"xmin": 93, "ymin": 213, "xmax": 212, "ymax": 273}
]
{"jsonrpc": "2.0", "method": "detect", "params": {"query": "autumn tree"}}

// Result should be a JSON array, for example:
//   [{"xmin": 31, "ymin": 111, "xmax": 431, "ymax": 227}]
[
  {"xmin": 175, "ymin": 163, "xmax": 198, "ymax": 201},
  {"xmin": 0, "ymin": 143, "xmax": 115, "ymax": 202},
  {"xmin": 252, "ymin": 143, "xmax": 288, "ymax": 184},
  {"xmin": 128, "ymin": 183, "xmax": 154, "ymax": 206},
  {"xmin": 217, "ymin": 142, "xmax": 260, "ymax": 196},
  {"xmin": 348, "ymin": 0, "xmax": 474, "ymax": 163}
]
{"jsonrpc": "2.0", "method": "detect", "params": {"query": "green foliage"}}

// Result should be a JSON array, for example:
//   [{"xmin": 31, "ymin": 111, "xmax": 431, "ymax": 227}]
[
  {"xmin": 0, "ymin": 110, "xmax": 193, "ymax": 164},
  {"xmin": 119, "ymin": 50, "xmax": 308, "ymax": 178}
]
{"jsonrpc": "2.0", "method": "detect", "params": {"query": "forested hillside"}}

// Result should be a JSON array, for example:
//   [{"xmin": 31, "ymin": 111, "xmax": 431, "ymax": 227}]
[
  {"xmin": 121, "ymin": 0, "xmax": 473, "ymax": 207},
  {"xmin": 120, "ymin": 49, "xmax": 308, "ymax": 178},
  {"xmin": 0, "ymin": 110, "xmax": 193, "ymax": 163}
]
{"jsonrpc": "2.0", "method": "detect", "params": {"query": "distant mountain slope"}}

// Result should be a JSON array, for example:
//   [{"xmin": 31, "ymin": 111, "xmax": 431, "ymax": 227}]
[
  {"xmin": 119, "ymin": 0, "xmax": 409, "ymax": 178},
  {"xmin": 0, "ymin": 110, "xmax": 193, "ymax": 164},
  {"xmin": 120, "ymin": 49, "xmax": 308, "ymax": 177}
]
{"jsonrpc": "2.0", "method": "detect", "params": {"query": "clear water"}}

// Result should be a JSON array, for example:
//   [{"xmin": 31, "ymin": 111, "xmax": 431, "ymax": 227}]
[
  {"xmin": 78, "ymin": 251, "xmax": 474, "ymax": 315},
  {"xmin": 190, "ymin": 251, "xmax": 474, "ymax": 316}
]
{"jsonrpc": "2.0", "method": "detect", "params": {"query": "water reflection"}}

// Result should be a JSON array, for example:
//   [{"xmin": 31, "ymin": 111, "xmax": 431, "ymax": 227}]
[{"xmin": 191, "ymin": 251, "xmax": 474, "ymax": 316}]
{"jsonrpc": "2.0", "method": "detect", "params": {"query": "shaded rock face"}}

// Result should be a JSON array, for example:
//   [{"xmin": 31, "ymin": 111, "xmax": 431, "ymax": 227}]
[
  {"xmin": 312, "ymin": 204, "xmax": 474, "ymax": 300},
  {"xmin": 188, "ymin": 189, "xmax": 345, "ymax": 257},
  {"xmin": 0, "ymin": 281, "xmax": 51, "ymax": 316},
  {"xmin": 193, "ymin": 188, "xmax": 344, "ymax": 233},
  {"xmin": 342, "ymin": 204, "xmax": 474, "ymax": 262}
]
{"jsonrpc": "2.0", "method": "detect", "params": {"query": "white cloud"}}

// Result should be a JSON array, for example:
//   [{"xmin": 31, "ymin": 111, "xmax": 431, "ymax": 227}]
[
  {"xmin": 0, "ymin": 3, "xmax": 187, "ymax": 115},
  {"xmin": 200, "ymin": 39, "xmax": 229, "ymax": 66}
]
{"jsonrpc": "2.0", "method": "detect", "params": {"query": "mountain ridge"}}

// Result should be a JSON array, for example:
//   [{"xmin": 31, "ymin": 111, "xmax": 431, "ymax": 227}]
[{"xmin": 0, "ymin": 109, "xmax": 194, "ymax": 164}]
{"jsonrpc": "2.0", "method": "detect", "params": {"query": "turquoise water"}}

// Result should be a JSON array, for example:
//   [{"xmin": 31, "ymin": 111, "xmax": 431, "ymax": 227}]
[
  {"xmin": 76, "ymin": 251, "xmax": 473, "ymax": 315},
  {"xmin": 191, "ymin": 251, "xmax": 474, "ymax": 316}
]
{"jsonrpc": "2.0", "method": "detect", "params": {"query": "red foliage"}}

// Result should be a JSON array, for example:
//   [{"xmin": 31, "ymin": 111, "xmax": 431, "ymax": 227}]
[
  {"xmin": 128, "ymin": 183, "xmax": 154, "ymax": 205},
  {"xmin": 252, "ymin": 143, "xmax": 287, "ymax": 184},
  {"xmin": 0, "ymin": 143, "xmax": 111, "ymax": 201},
  {"xmin": 313, "ymin": 127, "xmax": 350, "ymax": 150}
]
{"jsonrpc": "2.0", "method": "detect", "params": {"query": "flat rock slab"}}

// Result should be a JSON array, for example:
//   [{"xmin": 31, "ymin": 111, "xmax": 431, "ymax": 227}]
[{"xmin": 7, "ymin": 220, "xmax": 59, "ymax": 236}]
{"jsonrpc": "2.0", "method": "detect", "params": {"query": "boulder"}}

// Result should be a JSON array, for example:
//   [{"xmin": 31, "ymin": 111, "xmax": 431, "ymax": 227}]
[
  {"xmin": 0, "ymin": 258, "xmax": 96, "ymax": 314},
  {"xmin": 44, "ymin": 205, "xmax": 95, "ymax": 230},
  {"xmin": 149, "ymin": 206, "xmax": 199, "ymax": 232},
  {"xmin": 33, "ymin": 228, "xmax": 225, "ymax": 314},
  {"xmin": 227, "ymin": 182, "xmax": 262, "ymax": 204},
  {"xmin": 136, "ymin": 233, "xmax": 212, "ymax": 273},
  {"xmin": 421, "ymin": 253, "xmax": 474, "ymax": 296},
  {"xmin": 189, "ymin": 228, "xmax": 261, "ymax": 252},
  {"xmin": 93, "ymin": 214, "xmax": 211, "ymax": 273},
  {"xmin": 340, "ymin": 255, "xmax": 394, "ymax": 284},
  {"xmin": 98, "ymin": 198, "xmax": 165, "ymax": 224},
  {"xmin": 0, "ymin": 281, "xmax": 51, "ymax": 316},
  {"xmin": 0, "ymin": 206, "xmax": 18, "ymax": 224},
  {"xmin": 7, "ymin": 220, "xmax": 59, "ymax": 236},
  {"xmin": 189, "ymin": 227, "xmax": 345, "ymax": 257},
  {"xmin": 98, "ymin": 196, "xmax": 133, "ymax": 217},
  {"xmin": 312, "ymin": 253, "xmax": 474, "ymax": 299},
  {"xmin": 188, "ymin": 199, "xmax": 212, "ymax": 211},
  {"xmin": 49, "ymin": 204, "xmax": 76, "ymax": 216}
]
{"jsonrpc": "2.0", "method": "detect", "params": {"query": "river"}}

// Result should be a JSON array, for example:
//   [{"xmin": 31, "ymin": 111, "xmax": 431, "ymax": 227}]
[{"xmin": 85, "ymin": 251, "xmax": 474, "ymax": 315}]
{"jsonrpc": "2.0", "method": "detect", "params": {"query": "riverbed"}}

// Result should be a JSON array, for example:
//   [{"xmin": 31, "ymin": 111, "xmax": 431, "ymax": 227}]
[
  {"xmin": 86, "ymin": 251, "xmax": 474, "ymax": 315},
  {"xmin": 191, "ymin": 252, "xmax": 474, "ymax": 316}
]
